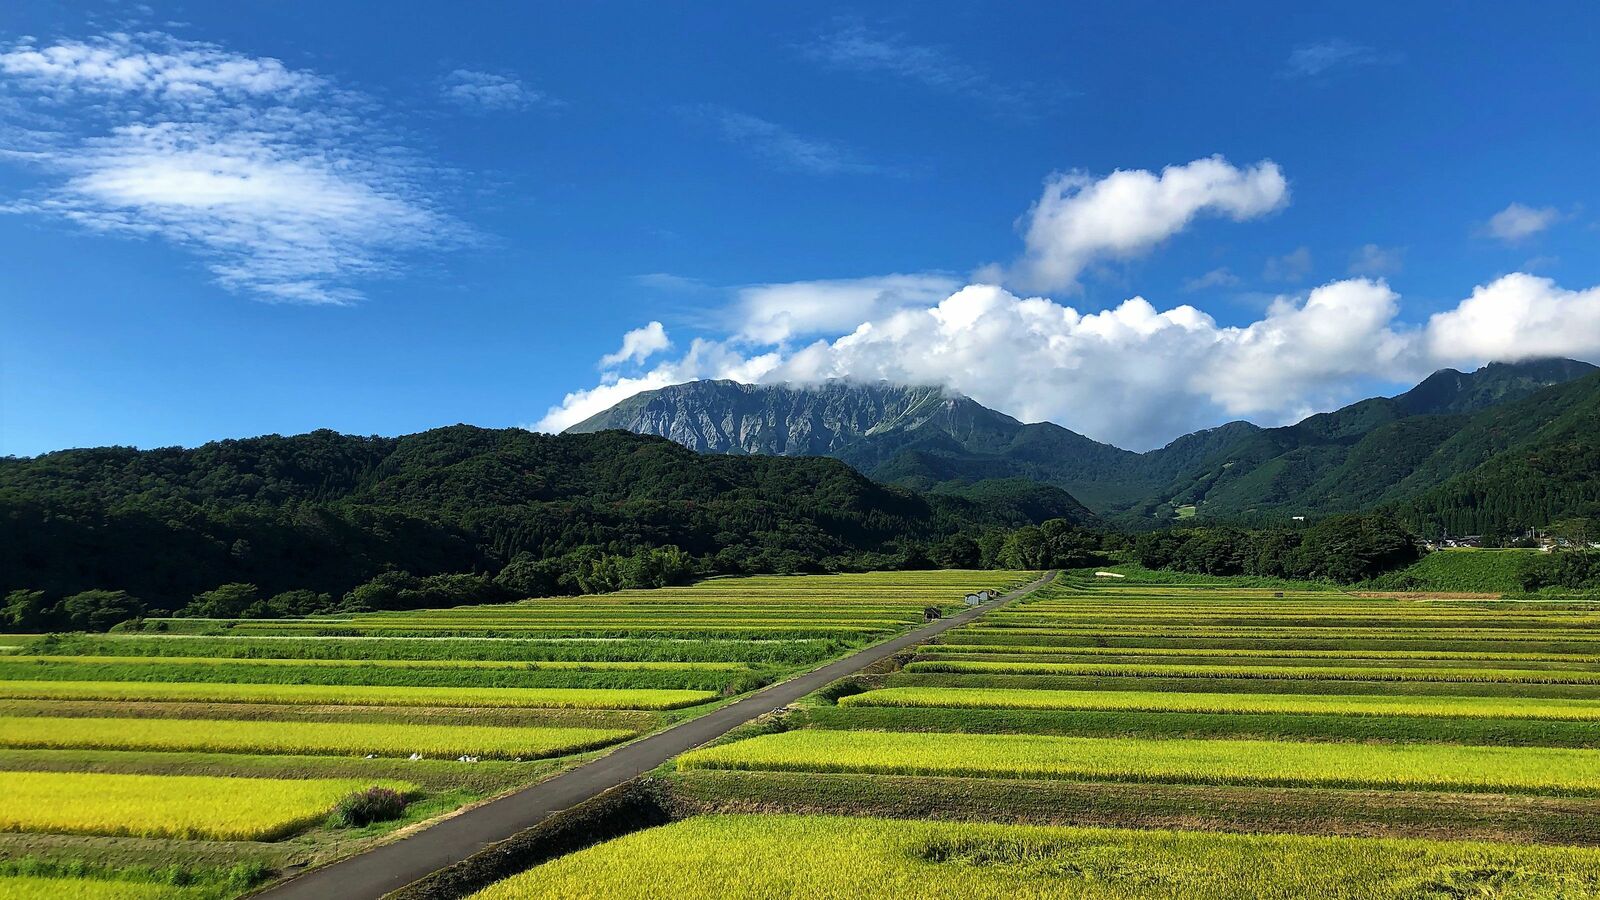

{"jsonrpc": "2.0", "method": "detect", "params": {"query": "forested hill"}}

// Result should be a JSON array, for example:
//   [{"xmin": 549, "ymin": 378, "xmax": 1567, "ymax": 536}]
[{"xmin": 0, "ymin": 427, "xmax": 1093, "ymax": 609}]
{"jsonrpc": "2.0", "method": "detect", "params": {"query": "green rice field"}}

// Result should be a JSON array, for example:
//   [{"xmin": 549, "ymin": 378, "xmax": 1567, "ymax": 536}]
[
  {"xmin": 452, "ymin": 570, "xmax": 1600, "ymax": 898},
  {"xmin": 467, "ymin": 813, "xmax": 1600, "ymax": 900},
  {"xmin": 0, "ymin": 771, "xmax": 415, "ymax": 840},
  {"xmin": 0, "ymin": 570, "xmax": 1028, "ymax": 897}
]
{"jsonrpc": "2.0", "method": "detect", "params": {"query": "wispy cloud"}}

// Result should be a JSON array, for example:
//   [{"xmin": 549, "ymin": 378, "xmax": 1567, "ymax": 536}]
[
  {"xmin": 1263, "ymin": 246, "xmax": 1314, "ymax": 283},
  {"xmin": 631, "ymin": 272, "xmax": 711, "ymax": 292},
  {"xmin": 687, "ymin": 104, "xmax": 878, "ymax": 176},
  {"xmin": 0, "ymin": 31, "xmax": 465, "ymax": 305},
  {"xmin": 1283, "ymin": 39, "xmax": 1399, "ymax": 78},
  {"xmin": 800, "ymin": 21, "xmax": 1057, "ymax": 116},
  {"xmin": 1348, "ymin": 243, "xmax": 1404, "ymax": 276},
  {"xmin": 1182, "ymin": 267, "xmax": 1240, "ymax": 292},
  {"xmin": 440, "ymin": 69, "xmax": 558, "ymax": 113},
  {"xmin": 1484, "ymin": 202, "xmax": 1560, "ymax": 243}
]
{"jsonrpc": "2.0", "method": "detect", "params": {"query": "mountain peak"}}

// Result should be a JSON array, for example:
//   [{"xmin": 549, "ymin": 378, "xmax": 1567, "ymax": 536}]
[
  {"xmin": 1396, "ymin": 358, "xmax": 1597, "ymax": 417},
  {"xmin": 566, "ymin": 379, "xmax": 1007, "ymax": 457}
]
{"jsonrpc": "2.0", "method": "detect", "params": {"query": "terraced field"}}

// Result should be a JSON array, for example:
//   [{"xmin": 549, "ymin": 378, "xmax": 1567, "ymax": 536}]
[
  {"xmin": 467, "ymin": 571, "xmax": 1600, "ymax": 898},
  {"xmin": 0, "ymin": 570, "xmax": 1028, "ymax": 897}
]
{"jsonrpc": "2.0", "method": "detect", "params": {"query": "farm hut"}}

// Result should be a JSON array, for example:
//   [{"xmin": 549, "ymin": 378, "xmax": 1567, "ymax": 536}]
[
  {"xmin": 963, "ymin": 593, "xmax": 985, "ymax": 606},
  {"xmin": 923, "ymin": 606, "xmax": 943, "ymax": 622}
]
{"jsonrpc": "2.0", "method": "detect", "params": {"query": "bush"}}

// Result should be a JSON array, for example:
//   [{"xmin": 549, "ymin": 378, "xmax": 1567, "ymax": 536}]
[{"xmin": 329, "ymin": 786, "xmax": 409, "ymax": 828}]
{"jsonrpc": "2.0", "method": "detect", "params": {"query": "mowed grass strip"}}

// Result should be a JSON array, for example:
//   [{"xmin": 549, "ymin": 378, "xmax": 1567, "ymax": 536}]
[
  {"xmin": 466, "ymin": 813, "xmax": 1600, "ymax": 900},
  {"xmin": 0, "ymin": 771, "xmax": 414, "ymax": 840},
  {"xmin": 678, "ymin": 731, "xmax": 1600, "ymax": 795},
  {"xmin": 0, "ymin": 716, "xmax": 633, "ymax": 759},
  {"xmin": 0, "ymin": 680, "xmax": 716, "ymax": 709},
  {"xmin": 904, "ymin": 659, "xmax": 1600, "ymax": 684},
  {"xmin": 841, "ymin": 687, "xmax": 1600, "ymax": 722}
]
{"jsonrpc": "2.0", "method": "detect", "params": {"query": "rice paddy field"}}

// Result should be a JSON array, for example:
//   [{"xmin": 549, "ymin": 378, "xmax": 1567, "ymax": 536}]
[
  {"xmin": 0, "ymin": 570, "xmax": 1027, "ymax": 897},
  {"xmin": 468, "ymin": 569, "xmax": 1600, "ymax": 899}
]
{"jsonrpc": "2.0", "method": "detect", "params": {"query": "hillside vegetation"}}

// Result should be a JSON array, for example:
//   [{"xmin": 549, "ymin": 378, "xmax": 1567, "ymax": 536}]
[{"xmin": 0, "ymin": 428, "xmax": 1087, "ymax": 615}]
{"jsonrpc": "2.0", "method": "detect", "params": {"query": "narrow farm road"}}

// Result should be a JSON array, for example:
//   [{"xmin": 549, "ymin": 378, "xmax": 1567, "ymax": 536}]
[{"xmin": 255, "ymin": 570, "xmax": 1058, "ymax": 900}]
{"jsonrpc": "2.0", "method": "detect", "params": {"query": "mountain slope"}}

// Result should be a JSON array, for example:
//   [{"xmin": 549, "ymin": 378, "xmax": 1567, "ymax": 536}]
[
  {"xmin": 570, "ymin": 359, "xmax": 1597, "ymax": 527},
  {"xmin": 570, "ymin": 380, "xmax": 1144, "ymax": 510}
]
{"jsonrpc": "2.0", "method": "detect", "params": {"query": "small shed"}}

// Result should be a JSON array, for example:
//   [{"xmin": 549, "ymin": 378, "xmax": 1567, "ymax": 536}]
[
  {"xmin": 963, "ymin": 592, "xmax": 985, "ymax": 606},
  {"xmin": 923, "ymin": 606, "xmax": 943, "ymax": 622}
]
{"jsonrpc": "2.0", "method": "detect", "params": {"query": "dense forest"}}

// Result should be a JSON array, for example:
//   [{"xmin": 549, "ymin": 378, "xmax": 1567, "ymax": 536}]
[{"xmin": 0, "ymin": 427, "xmax": 1097, "ymax": 628}]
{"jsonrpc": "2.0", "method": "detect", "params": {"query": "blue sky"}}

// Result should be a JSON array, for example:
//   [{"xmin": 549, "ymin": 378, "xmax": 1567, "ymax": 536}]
[{"xmin": 3, "ymin": 1, "xmax": 1598, "ymax": 454}]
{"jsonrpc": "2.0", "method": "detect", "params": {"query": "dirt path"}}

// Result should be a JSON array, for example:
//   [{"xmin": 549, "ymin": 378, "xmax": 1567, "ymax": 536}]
[{"xmin": 254, "ymin": 571, "xmax": 1058, "ymax": 900}]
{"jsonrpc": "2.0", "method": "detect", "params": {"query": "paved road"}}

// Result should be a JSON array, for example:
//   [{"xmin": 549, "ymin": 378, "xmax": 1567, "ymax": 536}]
[{"xmin": 256, "ymin": 571, "xmax": 1057, "ymax": 900}]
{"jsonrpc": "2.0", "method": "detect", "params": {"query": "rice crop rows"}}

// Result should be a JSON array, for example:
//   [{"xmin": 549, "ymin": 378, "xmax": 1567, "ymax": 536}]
[
  {"xmin": 679, "ymin": 729, "xmax": 1600, "ymax": 795},
  {"xmin": 0, "ymin": 679, "xmax": 717, "ymax": 709},
  {"xmin": 0, "ymin": 570, "xmax": 1023, "ymax": 896},
  {"xmin": 0, "ymin": 715, "xmax": 635, "ymax": 759},
  {"xmin": 840, "ymin": 686, "xmax": 1600, "ymax": 721},
  {"xmin": 466, "ymin": 813, "xmax": 1600, "ymax": 900},
  {"xmin": 903, "ymin": 659, "xmax": 1600, "ymax": 684},
  {"xmin": 0, "ymin": 771, "xmax": 415, "ymax": 841}
]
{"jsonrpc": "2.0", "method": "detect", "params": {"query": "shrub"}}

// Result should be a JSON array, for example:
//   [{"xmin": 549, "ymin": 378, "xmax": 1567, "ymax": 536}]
[{"xmin": 329, "ymin": 786, "xmax": 409, "ymax": 828}]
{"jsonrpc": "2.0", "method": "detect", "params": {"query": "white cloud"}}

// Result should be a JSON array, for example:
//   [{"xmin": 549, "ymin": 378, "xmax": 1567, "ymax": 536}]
[
  {"xmin": 632, "ymin": 272, "xmax": 710, "ymax": 292},
  {"xmin": 539, "ymin": 273, "xmax": 1600, "ymax": 450},
  {"xmin": 733, "ymin": 273, "xmax": 960, "ymax": 343},
  {"xmin": 0, "ymin": 31, "xmax": 320, "ymax": 103},
  {"xmin": 441, "ymin": 69, "xmax": 555, "ymax": 112},
  {"xmin": 1425, "ymin": 274, "xmax": 1600, "ymax": 365},
  {"xmin": 688, "ymin": 105, "xmax": 877, "ymax": 176},
  {"xmin": 1182, "ymin": 267, "xmax": 1240, "ymax": 292},
  {"xmin": 535, "ymin": 337, "xmax": 782, "ymax": 432},
  {"xmin": 1283, "ymin": 39, "xmax": 1397, "ymax": 78},
  {"xmin": 0, "ymin": 32, "xmax": 461, "ymax": 304},
  {"xmin": 1263, "ymin": 246, "xmax": 1313, "ymax": 282},
  {"xmin": 800, "ymin": 22, "xmax": 1050, "ymax": 116},
  {"xmin": 1348, "ymin": 243, "xmax": 1403, "ymax": 276},
  {"xmin": 1007, "ymin": 156, "xmax": 1288, "ymax": 293},
  {"xmin": 599, "ymin": 321, "xmax": 671, "ymax": 367},
  {"xmin": 1485, "ymin": 203, "xmax": 1559, "ymax": 243}
]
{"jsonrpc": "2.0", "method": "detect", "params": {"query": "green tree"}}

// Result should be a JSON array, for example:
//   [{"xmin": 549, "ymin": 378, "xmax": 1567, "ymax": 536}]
[
  {"xmin": 183, "ymin": 583, "xmax": 261, "ymax": 618},
  {"xmin": 58, "ymin": 590, "xmax": 144, "ymax": 631},
  {"xmin": 930, "ymin": 534, "xmax": 981, "ymax": 569},
  {"xmin": 998, "ymin": 526, "xmax": 1049, "ymax": 569},
  {"xmin": 2, "ymin": 589, "xmax": 52, "ymax": 631}
]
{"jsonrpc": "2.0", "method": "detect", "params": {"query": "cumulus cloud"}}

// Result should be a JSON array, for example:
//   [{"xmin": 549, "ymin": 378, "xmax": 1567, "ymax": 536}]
[
  {"xmin": 1485, "ymin": 203, "xmax": 1559, "ymax": 243},
  {"xmin": 0, "ymin": 32, "xmax": 462, "ymax": 304},
  {"xmin": 1425, "ymin": 274, "xmax": 1600, "ymax": 365},
  {"xmin": 599, "ymin": 321, "xmax": 671, "ymax": 367},
  {"xmin": 535, "ymin": 339, "xmax": 783, "ymax": 432},
  {"xmin": 538, "ymin": 273, "xmax": 1600, "ymax": 450},
  {"xmin": 733, "ymin": 273, "xmax": 960, "ymax": 343},
  {"xmin": 1006, "ymin": 156, "xmax": 1288, "ymax": 293},
  {"xmin": 440, "ymin": 69, "xmax": 556, "ymax": 112}
]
